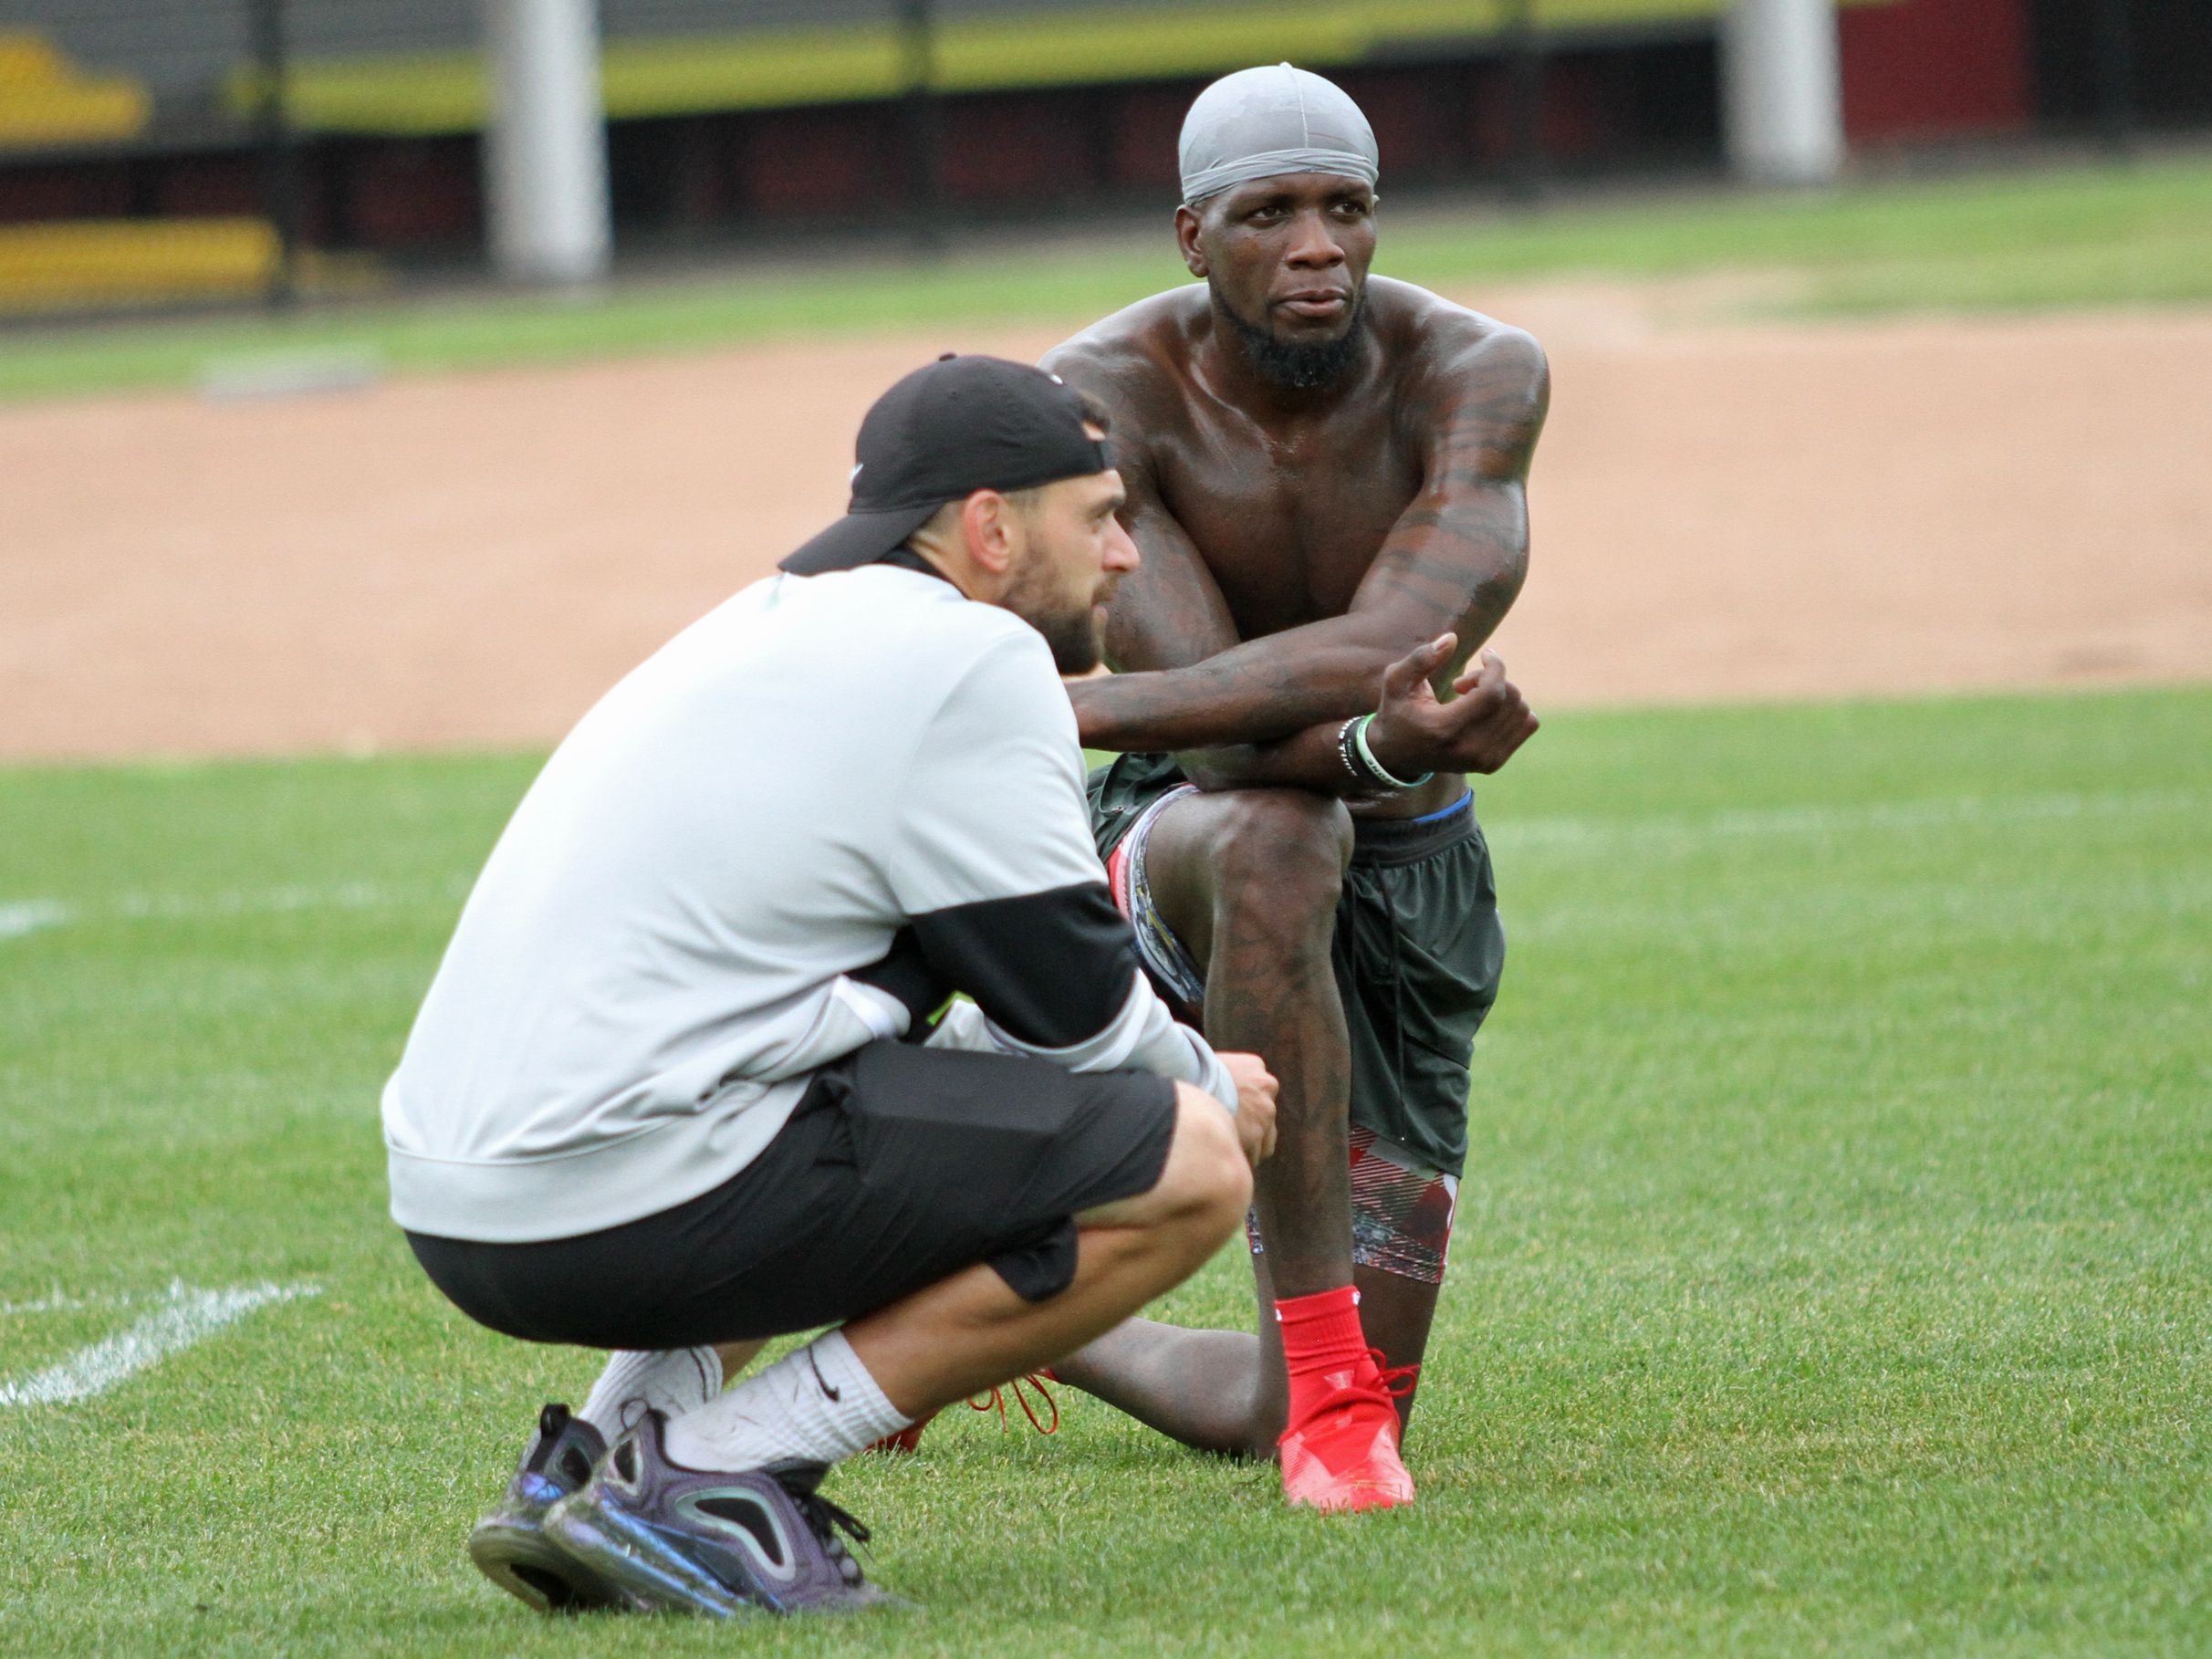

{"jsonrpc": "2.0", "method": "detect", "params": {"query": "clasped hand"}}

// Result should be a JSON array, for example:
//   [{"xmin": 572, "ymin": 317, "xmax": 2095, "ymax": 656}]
[{"xmin": 1366, "ymin": 632, "xmax": 1539, "ymax": 780}]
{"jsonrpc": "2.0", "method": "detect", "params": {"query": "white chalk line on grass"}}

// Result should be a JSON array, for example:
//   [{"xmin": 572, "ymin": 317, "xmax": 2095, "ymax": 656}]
[
  {"xmin": 0, "ymin": 1280, "xmax": 321, "ymax": 1408},
  {"xmin": 0, "ymin": 901, "xmax": 70, "ymax": 941},
  {"xmin": 0, "ymin": 1283, "xmax": 247, "ymax": 1316},
  {"xmin": 106, "ymin": 875, "xmax": 470, "ymax": 922},
  {"xmin": 0, "ymin": 1290, "xmax": 116, "ymax": 1317},
  {"xmin": 0, "ymin": 875, "xmax": 469, "ymax": 944}
]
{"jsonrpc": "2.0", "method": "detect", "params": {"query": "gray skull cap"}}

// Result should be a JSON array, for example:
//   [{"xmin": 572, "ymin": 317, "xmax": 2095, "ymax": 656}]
[{"xmin": 1178, "ymin": 62, "xmax": 1379, "ymax": 208}]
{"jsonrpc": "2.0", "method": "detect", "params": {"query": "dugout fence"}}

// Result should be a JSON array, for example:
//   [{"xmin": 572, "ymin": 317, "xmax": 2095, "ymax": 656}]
[
  {"xmin": 0, "ymin": 0, "xmax": 2188, "ymax": 324},
  {"xmin": 2, "ymin": 0, "xmax": 335, "ymax": 318},
  {"xmin": 0, "ymin": 0, "xmax": 1586, "ymax": 320}
]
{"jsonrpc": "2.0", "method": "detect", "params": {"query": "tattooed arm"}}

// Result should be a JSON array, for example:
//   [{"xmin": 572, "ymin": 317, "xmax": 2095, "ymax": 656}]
[
  {"xmin": 1053, "ymin": 418, "xmax": 1420, "ymax": 796},
  {"xmin": 1176, "ymin": 642, "xmax": 1536, "ymax": 795},
  {"xmin": 1070, "ymin": 320, "xmax": 1549, "ymax": 755},
  {"xmin": 1031, "ymin": 383, "xmax": 1386, "ymax": 794},
  {"xmin": 1040, "ymin": 332, "xmax": 1243, "ymax": 680},
  {"xmin": 1095, "ymin": 454, "xmax": 1242, "ymax": 678}
]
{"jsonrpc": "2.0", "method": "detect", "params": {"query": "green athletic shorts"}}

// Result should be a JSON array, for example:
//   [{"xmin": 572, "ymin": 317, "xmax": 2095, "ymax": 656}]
[{"xmin": 1089, "ymin": 752, "xmax": 1504, "ymax": 1180}]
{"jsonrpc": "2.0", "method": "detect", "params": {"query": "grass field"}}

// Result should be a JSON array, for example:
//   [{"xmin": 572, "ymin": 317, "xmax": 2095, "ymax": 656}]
[
  {"xmin": 3, "ymin": 150, "xmax": 2209, "ymax": 403},
  {"xmin": 3, "ymin": 684, "xmax": 2207, "ymax": 1655}
]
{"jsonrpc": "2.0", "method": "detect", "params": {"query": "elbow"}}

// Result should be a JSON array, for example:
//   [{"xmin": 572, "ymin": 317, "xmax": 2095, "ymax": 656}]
[
  {"xmin": 1341, "ymin": 617, "xmax": 1430, "ymax": 666},
  {"xmin": 1174, "ymin": 748, "xmax": 1242, "ymax": 793},
  {"xmin": 1067, "ymin": 674, "xmax": 1136, "ymax": 751},
  {"xmin": 1331, "ymin": 615, "xmax": 1461, "ymax": 683}
]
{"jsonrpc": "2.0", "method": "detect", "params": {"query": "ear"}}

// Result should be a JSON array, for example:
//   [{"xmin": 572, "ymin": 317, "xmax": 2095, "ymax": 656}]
[
  {"xmin": 1174, "ymin": 205, "xmax": 1206, "ymax": 278},
  {"xmin": 959, "ymin": 490, "xmax": 1017, "ymax": 578}
]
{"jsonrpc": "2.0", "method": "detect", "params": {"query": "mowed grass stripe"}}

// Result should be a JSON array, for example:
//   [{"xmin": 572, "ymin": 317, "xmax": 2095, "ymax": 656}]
[
  {"xmin": 0, "ymin": 684, "xmax": 2205, "ymax": 1655},
  {"xmin": 4, "ymin": 778, "xmax": 2201, "ymax": 935}
]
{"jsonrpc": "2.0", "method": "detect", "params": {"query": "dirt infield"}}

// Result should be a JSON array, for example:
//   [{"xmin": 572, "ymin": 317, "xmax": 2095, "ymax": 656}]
[{"xmin": 4, "ymin": 291, "xmax": 2208, "ymax": 761}]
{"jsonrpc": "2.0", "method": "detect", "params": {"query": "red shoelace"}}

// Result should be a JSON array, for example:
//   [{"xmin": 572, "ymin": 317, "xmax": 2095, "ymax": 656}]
[
  {"xmin": 1372, "ymin": 1351, "xmax": 1421, "ymax": 1399},
  {"xmin": 966, "ymin": 1370, "xmax": 1060, "ymax": 1434}
]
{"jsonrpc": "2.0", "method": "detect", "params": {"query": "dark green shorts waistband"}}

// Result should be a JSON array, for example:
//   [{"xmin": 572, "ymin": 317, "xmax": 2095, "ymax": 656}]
[{"xmin": 1351, "ymin": 790, "xmax": 1476, "ymax": 867}]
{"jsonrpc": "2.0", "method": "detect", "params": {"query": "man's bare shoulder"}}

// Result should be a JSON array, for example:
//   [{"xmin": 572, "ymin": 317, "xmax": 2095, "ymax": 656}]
[
  {"xmin": 1038, "ymin": 287, "xmax": 1208, "ymax": 415},
  {"xmin": 1369, "ymin": 276, "xmax": 1548, "ymax": 407}
]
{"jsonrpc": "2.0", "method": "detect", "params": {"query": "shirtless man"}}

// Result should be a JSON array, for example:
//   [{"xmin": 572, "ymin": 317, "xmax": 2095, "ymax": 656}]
[{"xmin": 1039, "ymin": 64, "xmax": 1549, "ymax": 1511}]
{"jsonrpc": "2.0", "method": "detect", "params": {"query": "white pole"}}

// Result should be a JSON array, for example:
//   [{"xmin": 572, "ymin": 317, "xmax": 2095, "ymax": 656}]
[
  {"xmin": 1720, "ymin": 0, "xmax": 1845, "ymax": 186},
  {"xmin": 483, "ymin": 0, "xmax": 611, "ymax": 285}
]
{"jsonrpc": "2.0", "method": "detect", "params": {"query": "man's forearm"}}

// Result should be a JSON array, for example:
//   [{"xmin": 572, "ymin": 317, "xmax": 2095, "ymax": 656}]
[
  {"xmin": 1175, "ymin": 641, "xmax": 1539, "ymax": 794},
  {"xmin": 1076, "ymin": 549, "xmax": 1526, "ymax": 752},
  {"xmin": 1175, "ymin": 721, "xmax": 1382, "ymax": 798},
  {"xmin": 1073, "ymin": 631, "xmax": 1402, "ymax": 752}
]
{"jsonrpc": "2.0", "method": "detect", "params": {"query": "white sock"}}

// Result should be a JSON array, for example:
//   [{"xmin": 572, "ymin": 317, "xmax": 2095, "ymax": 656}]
[
  {"xmin": 662, "ymin": 1330, "xmax": 911, "ymax": 1474},
  {"xmin": 578, "ymin": 1347, "xmax": 723, "ymax": 1441}
]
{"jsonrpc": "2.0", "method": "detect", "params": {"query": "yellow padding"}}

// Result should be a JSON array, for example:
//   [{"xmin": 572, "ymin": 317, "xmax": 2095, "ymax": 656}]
[
  {"xmin": 0, "ymin": 30, "xmax": 151, "ymax": 146},
  {"xmin": 0, "ymin": 219, "xmax": 277, "ymax": 312},
  {"xmin": 224, "ymin": 0, "xmax": 1904, "ymax": 135},
  {"xmin": 0, "ymin": 84, "xmax": 151, "ymax": 146},
  {"xmin": 0, "ymin": 32, "xmax": 66, "ymax": 83}
]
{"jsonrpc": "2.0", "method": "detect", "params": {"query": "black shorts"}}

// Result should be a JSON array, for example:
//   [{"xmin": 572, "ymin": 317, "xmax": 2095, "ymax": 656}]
[
  {"xmin": 1090, "ymin": 751, "xmax": 1504, "ymax": 1179},
  {"xmin": 406, "ymin": 1039, "xmax": 1177, "ymax": 1351}
]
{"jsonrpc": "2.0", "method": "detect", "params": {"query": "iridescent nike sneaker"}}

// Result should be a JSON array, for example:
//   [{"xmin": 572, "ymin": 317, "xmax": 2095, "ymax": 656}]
[
  {"xmin": 466, "ymin": 1403, "xmax": 634, "ymax": 1612},
  {"xmin": 543, "ymin": 1410, "xmax": 899, "ymax": 1616}
]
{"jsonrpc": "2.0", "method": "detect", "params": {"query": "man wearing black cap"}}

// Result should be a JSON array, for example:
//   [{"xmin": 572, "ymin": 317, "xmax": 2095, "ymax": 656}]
[{"xmin": 382, "ymin": 354, "xmax": 1277, "ymax": 1617}]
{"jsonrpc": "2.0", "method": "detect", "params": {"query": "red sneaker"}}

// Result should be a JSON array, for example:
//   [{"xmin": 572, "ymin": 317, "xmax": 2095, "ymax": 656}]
[
  {"xmin": 862, "ymin": 1371, "xmax": 1060, "ymax": 1456},
  {"xmin": 1278, "ymin": 1349, "xmax": 1416, "ymax": 1512}
]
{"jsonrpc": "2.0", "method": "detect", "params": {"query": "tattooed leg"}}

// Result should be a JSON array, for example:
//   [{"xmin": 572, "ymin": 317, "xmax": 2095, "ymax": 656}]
[
  {"xmin": 1165, "ymin": 788, "xmax": 1358, "ymax": 1299},
  {"xmin": 1055, "ymin": 786, "xmax": 1353, "ymax": 1457}
]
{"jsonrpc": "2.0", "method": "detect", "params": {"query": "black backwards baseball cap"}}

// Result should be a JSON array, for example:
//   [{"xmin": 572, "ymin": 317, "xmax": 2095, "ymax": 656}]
[{"xmin": 779, "ymin": 353, "xmax": 1112, "ymax": 575}]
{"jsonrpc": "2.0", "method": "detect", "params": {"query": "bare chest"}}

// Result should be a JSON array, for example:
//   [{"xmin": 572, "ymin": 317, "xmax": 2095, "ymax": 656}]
[{"xmin": 1153, "ymin": 403, "xmax": 1423, "ymax": 638}]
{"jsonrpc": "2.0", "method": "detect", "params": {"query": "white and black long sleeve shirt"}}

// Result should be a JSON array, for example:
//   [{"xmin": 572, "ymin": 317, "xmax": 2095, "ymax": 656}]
[{"xmin": 382, "ymin": 563, "xmax": 1235, "ymax": 1244}]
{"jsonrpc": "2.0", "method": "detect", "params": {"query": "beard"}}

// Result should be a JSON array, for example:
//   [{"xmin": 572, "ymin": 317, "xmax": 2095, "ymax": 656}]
[
  {"xmin": 1033, "ymin": 606, "xmax": 1105, "ymax": 675},
  {"xmin": 1005, "ymin": 561, "xmax": 1106, "ymax": 674},
  {"xmin": 1211, "ymin": 279, "xmax": 1369, "ymax": 391}
]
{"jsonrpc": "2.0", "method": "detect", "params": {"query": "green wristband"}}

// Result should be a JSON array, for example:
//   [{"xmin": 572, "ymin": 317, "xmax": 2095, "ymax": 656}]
[{"xmin": 1352, "ymin": 715, "xmax": 1433, "ymax": 790}]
